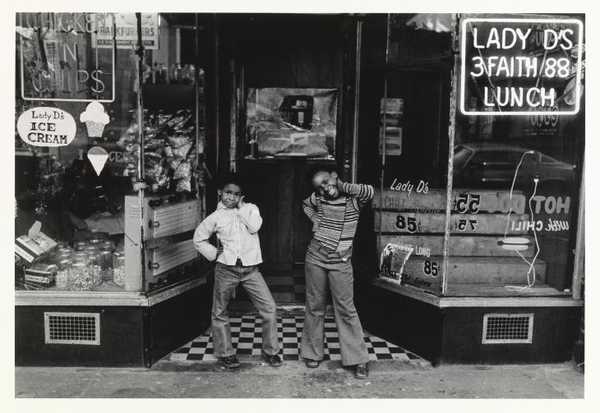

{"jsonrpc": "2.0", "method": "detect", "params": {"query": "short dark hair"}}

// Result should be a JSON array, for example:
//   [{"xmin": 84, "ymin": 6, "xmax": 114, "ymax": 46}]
[
  {"xmin": 217, "ymin": 173, "xmax": 243, "ymax": 193},
  {"xmin": 307, "ymin": 166, "xmax": 337, "ymax": 183}
]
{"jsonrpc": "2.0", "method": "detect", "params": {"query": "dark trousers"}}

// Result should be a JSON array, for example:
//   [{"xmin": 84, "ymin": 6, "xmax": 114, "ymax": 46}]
[
  {"xmin": 212, "ymin": 262, "xmax": 280, "ymax": 358},
  {"xmin": 301, "ymin": 240, "xmax": 369, "ymax": 366}
]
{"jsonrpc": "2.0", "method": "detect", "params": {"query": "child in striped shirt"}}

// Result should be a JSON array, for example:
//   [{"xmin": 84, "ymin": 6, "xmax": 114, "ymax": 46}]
[{"xmin": 301, "ymin": 170, "xmax": 374, "ymax": 379}]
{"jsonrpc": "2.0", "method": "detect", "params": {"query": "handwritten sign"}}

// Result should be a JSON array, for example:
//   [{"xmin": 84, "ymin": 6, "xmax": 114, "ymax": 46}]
[
  {"xmin": 18, "ymin": 13, "xmax": 115, "ymax": 102},
  {"xmin": 460, "ymin": 18, "xmax": 583, "ymax": 115},
  {"xmin": 17, "ymin": 107, "xmax": 76, "ymax": 147}
]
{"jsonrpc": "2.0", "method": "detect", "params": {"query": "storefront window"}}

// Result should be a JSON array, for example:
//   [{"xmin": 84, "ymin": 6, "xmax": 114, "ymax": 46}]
[
  {"xmin": 15, "ymin": 13, "xmax": 208, "ymax": 295},
  {"xmin": 373, "ymin": 13, "xmax": 584, "ymax": 298},
  {"xmin": 446, "ymin": 14, "xmax": 585, "ymax": 297},
  {"xmin": 374, "ymin": 14, "xmax": 453, "ymax": 295}
]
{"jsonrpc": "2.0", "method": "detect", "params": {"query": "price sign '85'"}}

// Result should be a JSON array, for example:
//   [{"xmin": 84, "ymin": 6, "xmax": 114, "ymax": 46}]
[
  {"xmin": 395, "ymin": 215, "xmax": 419, "ymax": 233},
  {"xmin": 423, "ymin": 260, "xmax": 439, "ymax": 277}
]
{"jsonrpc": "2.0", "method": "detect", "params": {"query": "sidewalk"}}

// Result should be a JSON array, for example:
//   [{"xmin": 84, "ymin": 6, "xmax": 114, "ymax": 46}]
[{"xmin": 15, "ymin": 360, "xmax": 583, "ymax": 398}]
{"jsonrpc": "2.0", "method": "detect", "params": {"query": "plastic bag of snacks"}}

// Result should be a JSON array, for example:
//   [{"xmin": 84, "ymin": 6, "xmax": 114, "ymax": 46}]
[
  {"xmin": 119, "ymin": 108, "xmax": 198, "ymax": 194},
  {"xmin": 173, "ymin": 160, "xmax": 192, "ymax": 180},
  {"xmin": 168, "ymin": 135, "xmax": 193, "ymax": 159}
]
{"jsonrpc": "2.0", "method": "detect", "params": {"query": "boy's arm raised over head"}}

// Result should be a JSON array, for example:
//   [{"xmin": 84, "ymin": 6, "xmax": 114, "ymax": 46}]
[{"xmin": 339, "ymin": 180, "xmax": 374, "ymax": 207}]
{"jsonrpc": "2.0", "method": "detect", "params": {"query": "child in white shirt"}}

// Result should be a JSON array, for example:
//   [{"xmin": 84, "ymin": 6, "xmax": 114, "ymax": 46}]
[{"xmin": 193, "ymin": 177, "xmax": 281, "ymax": 369}]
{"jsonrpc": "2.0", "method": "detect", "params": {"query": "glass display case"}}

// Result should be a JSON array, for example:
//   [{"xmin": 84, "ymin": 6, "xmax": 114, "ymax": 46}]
[{"xmin": 15, "ymin": 12, "xmax": 210, "ymax": 298}]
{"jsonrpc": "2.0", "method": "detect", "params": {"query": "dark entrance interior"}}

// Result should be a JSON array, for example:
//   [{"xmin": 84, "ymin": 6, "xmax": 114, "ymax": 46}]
[{"xmin": 213, "ymin": 15, "xmax": 355, "ymax": 304}]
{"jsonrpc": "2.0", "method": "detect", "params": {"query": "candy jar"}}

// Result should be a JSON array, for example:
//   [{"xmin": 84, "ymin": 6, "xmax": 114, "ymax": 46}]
[
  {"xmin": 86, "ymin": 248, "xmax": 103, "ymax": 287},
  {"xmin": 56, "ymin": 258, "xmax": 72, "ymax": 290},
  {"xmin": 112, "ymin": 249, "xmax": 126, "ymax": 288},
  {"xmin": 99, "ymin": 246, "xmax": 114, "ymax": 282},
  {"xmin": 70, "ymin": 257, "xmax": 93, "ymax": 291}
]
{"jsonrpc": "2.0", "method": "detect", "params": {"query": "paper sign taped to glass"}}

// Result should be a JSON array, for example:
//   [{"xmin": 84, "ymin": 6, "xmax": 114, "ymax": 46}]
[
  {"xmin": 246, "ymin": 88, "xmax": 338, "ymax": 158},
  {"xmin": 379, "ymin": 242, "xmax": 414, "ymax": 283},
  {"xmin": 380, "ymin": 98, "xmax": 404, "ymax": 156}
]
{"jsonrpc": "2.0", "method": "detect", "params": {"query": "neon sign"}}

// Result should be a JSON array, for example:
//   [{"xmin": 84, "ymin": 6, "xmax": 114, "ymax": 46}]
[
  {"xmin": 18, "ymin": 13, "xmax": 116, "ymax": 102},
  {"xmin": 460, "ymin": 18, "xmax": 584, "ymax": 116}
]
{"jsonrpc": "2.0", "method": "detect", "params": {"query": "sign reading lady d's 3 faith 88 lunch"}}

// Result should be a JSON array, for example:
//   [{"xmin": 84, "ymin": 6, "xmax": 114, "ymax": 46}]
[
  {"xmin": 460, "ymin": 18, "xmax": 584, "ymax": 116},
  {"xmin": 17, "ymin": 107, "xmax": 77, "ymax": 147}
]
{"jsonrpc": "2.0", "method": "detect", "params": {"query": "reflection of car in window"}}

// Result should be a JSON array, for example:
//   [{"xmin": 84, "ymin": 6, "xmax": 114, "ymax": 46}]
[{"xmin": 453, "ymin": 143, "xmax": 576, "ymax": 190}]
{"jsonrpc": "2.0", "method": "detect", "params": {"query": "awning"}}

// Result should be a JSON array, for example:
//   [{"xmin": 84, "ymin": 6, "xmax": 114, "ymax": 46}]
[{"xmin": 405, "ymin": 13, "xmax": 455, "ymax": 33}]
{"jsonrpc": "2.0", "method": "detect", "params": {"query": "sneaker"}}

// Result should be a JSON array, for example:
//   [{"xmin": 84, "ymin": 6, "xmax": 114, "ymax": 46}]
[
  {"xmin": 304, "ymin": 359, "xmax": 321, "ymax": 368},
  {"xmin": 219, "ymin": 355, "xmax": 241, "ymax": 369},
  {"xmin": 262, "ymin": 352, "xmax": 283, "ymax": 367},
  {"xmin": 354, "ymin": 363, "xmax": 369, "ymax": 379}
]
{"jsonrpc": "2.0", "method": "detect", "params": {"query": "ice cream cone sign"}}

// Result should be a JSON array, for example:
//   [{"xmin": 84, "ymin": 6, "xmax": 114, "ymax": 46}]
[
  {"xmin": 88, "ymin": 146, "xmax": 109, "ymax": 176},
  {"xmin": 80, "ymin": 101, "xmax": 110, "ymax": 137}
]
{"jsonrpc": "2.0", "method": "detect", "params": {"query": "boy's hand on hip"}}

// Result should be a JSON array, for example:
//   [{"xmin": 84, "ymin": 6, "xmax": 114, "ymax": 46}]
[{"xmin": 216, "ymin": 245, "xmax": 224, "ymax": 260}]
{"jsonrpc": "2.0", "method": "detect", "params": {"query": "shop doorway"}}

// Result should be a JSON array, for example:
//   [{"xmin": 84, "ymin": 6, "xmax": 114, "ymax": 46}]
[
  {"xmin": 238, "ymin": 159, "xmax": 334, "ymax": 303},
  {"xmin": 216, "ymin": 15, "xmax": 355, "ymax": 304}
]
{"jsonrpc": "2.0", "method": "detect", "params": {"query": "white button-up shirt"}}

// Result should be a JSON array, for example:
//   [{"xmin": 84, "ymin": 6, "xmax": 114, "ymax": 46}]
[{"xmin": 193, "ymin": 201, "xmax": 263, "ymax": 266}]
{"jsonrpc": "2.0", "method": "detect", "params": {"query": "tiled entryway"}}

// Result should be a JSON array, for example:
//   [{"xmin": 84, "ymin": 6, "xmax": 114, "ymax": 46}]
[{"xmin": 169, "ymin": 314, "xmax": 428, "ymax": 365}]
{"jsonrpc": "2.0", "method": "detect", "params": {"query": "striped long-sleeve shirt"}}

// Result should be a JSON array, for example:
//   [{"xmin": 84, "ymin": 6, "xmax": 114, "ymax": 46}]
[{"xmin": 302, "ymin": 182, "xmax": 374, "ymax": 254}]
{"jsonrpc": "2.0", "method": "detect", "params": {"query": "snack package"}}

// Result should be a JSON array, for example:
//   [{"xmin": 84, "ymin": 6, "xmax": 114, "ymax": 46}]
[
  {"xmin": 15, "ymin": 222, "xmax": 58, "ymax": 263},
  {"xmin": 168, "ymin": 135, "xmax": 193, "ymax": 158},
  {"xmin": 24, "ymin": 262, "xmax": 57, "ymax": 287},
  {"xmin": 145, "ymin": 153, "xmax": 168, "ymax": 189},
  {"xmin": 173, "ymin": 160, "xmax": 192, "ymax": 180},
  {"xmin": 176, "ymin": 178, "xmax": 192, "ymax": 193},
  {"xmin": 120, "ymin": 109, "xmax": 197, "ymax": 194}
]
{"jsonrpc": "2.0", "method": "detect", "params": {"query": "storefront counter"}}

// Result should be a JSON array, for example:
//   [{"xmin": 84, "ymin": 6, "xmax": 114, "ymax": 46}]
[
  {"xmin": 359, "ymin": 278, "xmax": 583, "ymax": 365},
  {"xmin": 15, "ymin": 275, "xmax": 212, "ymax": 367}
]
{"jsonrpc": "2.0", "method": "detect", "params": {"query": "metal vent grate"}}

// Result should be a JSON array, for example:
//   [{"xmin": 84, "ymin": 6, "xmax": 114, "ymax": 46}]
[
  {"xmin": 482, "ymin": 313, "xmax": 534, "ymax": 344},
  {"xmin": 44, "ymin": 312, "xmax": 100, "ymax": 345}
]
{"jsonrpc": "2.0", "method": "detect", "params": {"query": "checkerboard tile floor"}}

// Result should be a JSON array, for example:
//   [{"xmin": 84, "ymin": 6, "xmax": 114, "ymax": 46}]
[{"xmin": 169, "ymin": 314, "xmax": 426, "ymax": 364}]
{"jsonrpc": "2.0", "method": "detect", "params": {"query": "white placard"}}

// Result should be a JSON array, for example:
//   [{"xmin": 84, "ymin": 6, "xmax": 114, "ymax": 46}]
[
  {"xmin": 17, "ymin": 107, "xmax": 77, "ymax": 147},
  {"xmin": 92, "ymin": 13, "xmax": 158, "ymax": 50}
]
